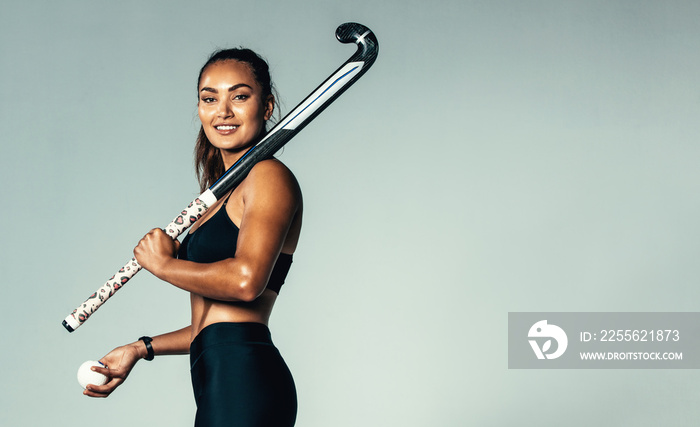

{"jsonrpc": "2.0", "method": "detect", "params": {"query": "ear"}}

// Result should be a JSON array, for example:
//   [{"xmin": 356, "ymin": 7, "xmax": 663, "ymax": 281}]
[{"xmin": 264, "ymin": 94, "xmax": 275, "ymax": 121}]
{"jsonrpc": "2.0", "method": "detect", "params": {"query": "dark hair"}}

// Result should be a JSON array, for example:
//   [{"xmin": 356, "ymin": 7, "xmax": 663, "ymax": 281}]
[{"xmin": 194, "ymin": 48, "xmax": 279, "ymax": 192}]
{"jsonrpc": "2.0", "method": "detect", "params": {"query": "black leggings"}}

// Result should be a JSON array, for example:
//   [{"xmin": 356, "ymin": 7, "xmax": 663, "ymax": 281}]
[{"xmin": 190, "ymin": 322, "xmax": 297, "ymax": 427}]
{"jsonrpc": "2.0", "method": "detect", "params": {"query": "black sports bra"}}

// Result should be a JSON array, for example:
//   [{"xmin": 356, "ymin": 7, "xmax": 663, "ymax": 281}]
[{"xmin": 177, "ymin": 195, "xmax": 293, "ymax": 294}]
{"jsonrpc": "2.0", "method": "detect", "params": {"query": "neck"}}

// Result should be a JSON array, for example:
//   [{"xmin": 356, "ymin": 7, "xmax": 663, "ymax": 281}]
[
  {"xmin": 220, "ymin": 147, "xmax": 249, "ymax": 171},
  {"xmin": 219, "ymin": 128, "xmax": 267, "ymax": 170}
]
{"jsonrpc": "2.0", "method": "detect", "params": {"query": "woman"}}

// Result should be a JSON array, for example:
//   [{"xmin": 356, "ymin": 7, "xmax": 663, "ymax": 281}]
[{"xmin": 84, "ymin": 48, "xmax": 302, "ymax": 427}]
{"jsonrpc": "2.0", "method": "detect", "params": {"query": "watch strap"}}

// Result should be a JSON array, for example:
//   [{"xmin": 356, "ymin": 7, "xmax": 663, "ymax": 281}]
[{"xmin": 138, "ymin": 336, "xmax": 155, "ymax": 361}]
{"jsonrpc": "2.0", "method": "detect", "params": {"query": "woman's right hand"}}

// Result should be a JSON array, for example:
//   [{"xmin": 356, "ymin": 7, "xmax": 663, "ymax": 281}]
[{"xmin": 83, "ymin": 342, "xmax": 145, "ymax": 398}]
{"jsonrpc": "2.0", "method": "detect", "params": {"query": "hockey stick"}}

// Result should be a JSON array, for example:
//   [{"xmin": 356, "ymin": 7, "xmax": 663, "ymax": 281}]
[{"xmin": 63, "ymin": 22, "xmax": 379, "ymax": 332}]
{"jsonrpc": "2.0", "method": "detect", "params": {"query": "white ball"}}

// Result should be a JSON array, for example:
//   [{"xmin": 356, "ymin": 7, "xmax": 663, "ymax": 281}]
[{"xmin": 77, "ymin": 360, "xmax": 108, "ymax": 389}]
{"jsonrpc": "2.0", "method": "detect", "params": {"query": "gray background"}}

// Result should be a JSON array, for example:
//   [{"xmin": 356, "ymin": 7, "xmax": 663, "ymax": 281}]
[{"xmin": 1, "ymin": 1, "xmax": 699, "ymax": 426}]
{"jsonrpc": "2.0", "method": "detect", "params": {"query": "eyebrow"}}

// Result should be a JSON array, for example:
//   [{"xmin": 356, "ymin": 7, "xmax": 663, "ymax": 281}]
[{"xmin": 200, "ymin": 83, "xmax": 253, "ymax": 93}]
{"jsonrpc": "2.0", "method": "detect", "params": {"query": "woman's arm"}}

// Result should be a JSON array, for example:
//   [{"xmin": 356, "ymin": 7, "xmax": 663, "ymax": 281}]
[
  {"xmin": 147, "ymin": 325, "xmax": 193, "ymax": 356},
  {"xmin": 84, "ymin": 326, "xmax": 191, "ymax": 398},
  {"xmin": 135, "ymin": 160, "xmax": 301, "ymax": 302}
]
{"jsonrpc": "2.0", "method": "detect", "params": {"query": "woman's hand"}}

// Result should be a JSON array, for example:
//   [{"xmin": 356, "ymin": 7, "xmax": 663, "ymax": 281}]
[
  {"xmin": 134, "ymin": 228, "xmax": 180, "ymax": 277},
  {"xmin": 83, "ymin": 342, "xmax": 144, "ymax": 398}
]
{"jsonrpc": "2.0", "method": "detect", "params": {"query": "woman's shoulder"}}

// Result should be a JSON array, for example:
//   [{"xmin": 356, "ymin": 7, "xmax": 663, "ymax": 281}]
[
  {"xmin": 248, "ymin": 158, "xmax": 298, "ymax": 184},
  {"xmin": 248, "ymin": 157, "xmax": 293, "ymax": 176},
  {"xmin": 242, "ymin": 158, "xmax": 302, "ymax": 199}
]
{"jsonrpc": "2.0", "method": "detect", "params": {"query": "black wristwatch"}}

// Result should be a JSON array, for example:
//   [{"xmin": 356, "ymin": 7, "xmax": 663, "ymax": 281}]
[{"xmin": 139, "ymin": 336, "xmax": 155, "ymax": 361}]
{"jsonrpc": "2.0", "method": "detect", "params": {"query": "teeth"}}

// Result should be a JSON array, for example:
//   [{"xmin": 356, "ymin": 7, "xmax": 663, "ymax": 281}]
[{"xmin": 216, "ymin": 125, "xmax": 237, "ymax": 130}]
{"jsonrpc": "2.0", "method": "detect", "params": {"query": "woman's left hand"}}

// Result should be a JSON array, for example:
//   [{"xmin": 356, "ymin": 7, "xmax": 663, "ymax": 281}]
[{"xmin": 134, "ymin": 228, "xmax": 180, "ymax": 276}]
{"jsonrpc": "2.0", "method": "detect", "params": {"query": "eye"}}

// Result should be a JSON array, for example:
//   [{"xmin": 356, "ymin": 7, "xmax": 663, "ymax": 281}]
[
  {"xmin": 200, "ymin": 96, "xmax": 216, "ymax": 103},
  {"xmin": 233, "ymin": 94, "xmax": 249, "ymax": 101}
]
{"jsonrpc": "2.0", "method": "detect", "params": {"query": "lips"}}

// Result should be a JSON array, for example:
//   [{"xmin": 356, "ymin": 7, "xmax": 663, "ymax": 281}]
[{"xmin": 214, "ymin": 124, "xmax": 239, "ymax": 135}]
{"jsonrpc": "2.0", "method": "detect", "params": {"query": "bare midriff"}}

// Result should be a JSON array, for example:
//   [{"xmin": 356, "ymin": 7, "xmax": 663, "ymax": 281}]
[{"xmin": 189, "ymin": 290, "xmax": 278, "ymax": 339}]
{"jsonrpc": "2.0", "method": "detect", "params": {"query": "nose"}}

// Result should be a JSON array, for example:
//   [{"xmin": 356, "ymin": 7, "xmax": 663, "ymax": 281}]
[{"xmin": 216, "ymin": 100, "xmax": 234, "ymax": 118}]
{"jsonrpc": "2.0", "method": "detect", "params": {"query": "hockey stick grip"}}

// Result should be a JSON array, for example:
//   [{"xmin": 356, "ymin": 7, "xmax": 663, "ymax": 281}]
[{"xmin": 62, "ymin": 191, "xmax": 217, "ymax": 331}]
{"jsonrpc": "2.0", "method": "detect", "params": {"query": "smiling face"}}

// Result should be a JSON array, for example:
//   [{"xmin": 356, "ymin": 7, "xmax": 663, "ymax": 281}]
[{"xmin": 198, "ymin": 60, "xmax": 274, "ymax": 168}]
